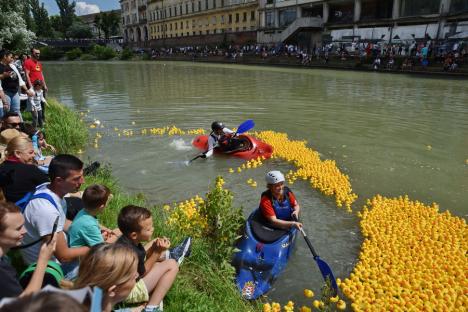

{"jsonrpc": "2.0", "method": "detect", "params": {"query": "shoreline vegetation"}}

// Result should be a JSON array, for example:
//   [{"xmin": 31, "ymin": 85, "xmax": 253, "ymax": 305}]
[
  {"xmin": 40, "ymin": 46, "xmax": 468, "ymax": 78},
  {"xmin": 45, "ymin": 99, "xmax": 260, "ymax": 312},
  {"xmin": 44, "ymin": 99, "xmax": 466, "ymax": 312}
]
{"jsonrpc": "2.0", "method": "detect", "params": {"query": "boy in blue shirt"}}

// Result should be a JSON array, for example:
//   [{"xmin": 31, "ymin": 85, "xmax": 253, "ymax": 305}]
[{"xmin": 64, "ymin": 184, "xmax": 118, "ymax": 278}]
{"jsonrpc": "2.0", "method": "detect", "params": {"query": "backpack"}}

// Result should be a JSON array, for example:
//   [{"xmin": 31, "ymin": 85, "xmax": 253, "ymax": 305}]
[{"xmin": 15, "ymin": 191, "xmax": 58, "ymax": 213}]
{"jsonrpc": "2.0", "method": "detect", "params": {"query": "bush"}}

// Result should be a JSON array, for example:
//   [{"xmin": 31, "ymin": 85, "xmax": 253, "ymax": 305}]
[
  {"xmin": 80, "ymin": 53, "xmax": 95, "ymax": 61},
  {"xmin": 65, "ymin": 48, "xmax": 82, "ymax": 60},
  {"xmin": 120, "ymin": 48, "xmax": 133, "ymax": 60},
  {"xmin": 91, "ymin": 45, "xmax": 117, "ymax": 60},
  {"xmin": 40, "ymin": 46, "xmax": 64, "ymax": 60}
]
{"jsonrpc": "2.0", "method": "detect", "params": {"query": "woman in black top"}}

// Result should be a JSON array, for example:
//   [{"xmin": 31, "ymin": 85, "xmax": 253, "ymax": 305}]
[
  {"xmin": 0, "ymin": 50, "xmax": 32, "ymax": 119},
  {"xmin": 0, "ymin": 135, "xmax": 48, "ymax": 203}
]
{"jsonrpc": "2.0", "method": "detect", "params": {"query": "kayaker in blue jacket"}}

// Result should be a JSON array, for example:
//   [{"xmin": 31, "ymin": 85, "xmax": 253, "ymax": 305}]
[
  {"xmin": 259, "ymin": 170, "xmax": 302, "ymax": 230},
  {"xmin": 201, "ymin": 121, "xmax": 234, "ymax": 158}
]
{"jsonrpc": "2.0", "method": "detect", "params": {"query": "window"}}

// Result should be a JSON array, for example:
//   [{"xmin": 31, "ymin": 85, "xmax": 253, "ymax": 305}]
[
  {"xmin": 180, "ymin": 5, "xmax": 183, "ymax": 14},
  {"xmin": 170, "ymin": 23, "xmax": 172, "ymax": 30},
  {"xmin": 186, "ymin": 3, "xmax": 189, "ymax": 13},
  {"xmin": 221, "ymin": 15, "xmax": 225, "ymax": 24},
  {"xmin": 251, "ymin": 10, "xmax": 255, "ymax": 20},
  {"xmin": 181, "ymin": 21, "xmax": 183, "ymax": 29},
  {"xmin": 229, "ymin": 14, "xmax": 232, "ymax": 23},
  {"xmin": 243, "ymin": 12, "xmax": 247, "ymax": 22},
  {"xmin": 169, "ymin": 7, "xmax": 172, "ymax": 16},
  {"xmin": 175, "ymin": 6, "xmax": 177, "ymax": 15},
  {"xmin": 266, "ymin": 10, "xmax": 274, "ymax": 27},
  {"xmin": 198, "ymin": 1, "xmax": 201, "ymax": 10},
  {"xmin": 175, "ymin": 22, "xmax": 178, "ymax": 30},
  {"xmin": 236, "ymin": 13, "xmax": 239, "ymax": 22},
  {"xmin": 400, "ymin": 0, "xmax": 440, "ymax": 16},
  {"xmin": 279, "ymin": 8, "xmax": 296, "ymax": 27},
  {"xmin": 214, "ymin": 0, "xmax": 216, "ymax": 9},
  {"xmin": 205, "ymin": 0, "xmax": 208, "ymax": 10},
  {"xmin": 191, "ymin": 2, "xmax": 194, "ymax": 11}
]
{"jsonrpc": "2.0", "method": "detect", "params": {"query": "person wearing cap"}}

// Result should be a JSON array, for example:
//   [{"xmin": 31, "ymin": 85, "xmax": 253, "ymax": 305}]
[
  {"xmin": 201, "ymin": 121, "xmax": 234, "ymax": 158},
  {"xmin": 259, "ymin": 170, "xmax": 302, "ymax": 230}
]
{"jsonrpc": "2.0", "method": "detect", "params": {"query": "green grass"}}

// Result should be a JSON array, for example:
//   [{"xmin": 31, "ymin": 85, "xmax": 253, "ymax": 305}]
[
  {"xmin": 44, "ymin": 98, "xmax": 89, "ymax": 154},
  {"xmin": 50, "ymin": 103, "xmax": 261, "ymax": 311}
]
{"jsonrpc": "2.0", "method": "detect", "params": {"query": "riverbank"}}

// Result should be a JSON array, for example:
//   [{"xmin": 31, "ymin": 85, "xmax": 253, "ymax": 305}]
[
  {"xmin": 45, "ymin": 99, "xmax": 261, "ymax": 312},
  {"xmin": 153, "ymin": 54, "xmax": 468, "ymax": 78}
]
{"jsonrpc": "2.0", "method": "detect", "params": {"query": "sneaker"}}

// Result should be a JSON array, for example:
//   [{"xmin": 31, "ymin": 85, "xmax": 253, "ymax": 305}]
[
  {"xmin": 83, "ymin": 161, "xmax": 100, "ymax": 176},
  {"xmin": 169, "ymin": 237, "xmax": 192, "ymax": 265}
]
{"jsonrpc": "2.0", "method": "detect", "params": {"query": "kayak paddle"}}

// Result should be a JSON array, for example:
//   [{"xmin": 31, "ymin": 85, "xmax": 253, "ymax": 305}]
[
  {"xmin": 293, "ymin": 215, "xmax": 338, "ymax": 296},
  {"xmin": 189, "ymin": 119, "xmax": 255, "ymax": 163}
]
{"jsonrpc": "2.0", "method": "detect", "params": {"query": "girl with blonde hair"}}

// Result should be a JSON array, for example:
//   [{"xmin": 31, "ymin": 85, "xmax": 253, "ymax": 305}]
[
  {"xmin": 74, "ymin": 243, "xmax": 139, "ymax": 312},
  {"xmin": 0, "ymin": 136, "xmax": 48, "ymax": 202}
]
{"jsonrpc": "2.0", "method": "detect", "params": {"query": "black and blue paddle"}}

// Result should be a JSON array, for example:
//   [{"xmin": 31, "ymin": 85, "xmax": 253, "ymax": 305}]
[
  {"xmin": 293, "ymin": 215, "xmax": 338, "ymax": 296},
  {"xmin": 188, "ymin": 119, "xmax": 255, "ymax": 163}
]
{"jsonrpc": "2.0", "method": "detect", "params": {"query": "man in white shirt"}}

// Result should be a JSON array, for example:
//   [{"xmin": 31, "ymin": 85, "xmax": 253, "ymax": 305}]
[{"xmin": 21, "ymin": 154, "xmax": 89, "ymax": 265}]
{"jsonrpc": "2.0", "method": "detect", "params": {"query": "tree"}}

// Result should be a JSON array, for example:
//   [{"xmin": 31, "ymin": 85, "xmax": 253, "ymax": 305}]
[
  {"xmin": 30, "ymin": 0, "xmax": 53, "ymax": 38},
  {"xmin": 94, "ymin": 11, "xmax": 120, "ymax": 39},
  {"xmin": 22, "ymin": 1, "xmax": 35, "ymax": 32},
  {"xmin": 66, "ymin": 20, "xmax": 93, "ymax": 39},
  {"xmin": 0, "ymin": 0, "xmax": 35, "ymax": 52},
  {"xmin": 93, "ymin": 14, "xmax": 102, "ymax": 38},
  {"xmin": 55, "ymin": 0, "xmax": 76, "ymax": 35}
]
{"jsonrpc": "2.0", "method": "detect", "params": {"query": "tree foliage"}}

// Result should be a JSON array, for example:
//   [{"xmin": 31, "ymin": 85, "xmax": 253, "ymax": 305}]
[
  {"xmin": 29, "ymin": 0, "xmax": 53, "ymax": 38},
  {"xmin": 93, "ymin": 11, "xmax": 120, "ymax": 39},
  {"xmin": 66, "ymin": 20, "xmax": 93, "ymax": 39},
  {"xmin": 55, "ymin": 0, "xmax": 76, "ymax": 35},
  {"xmin": 0, "ymin": 0, "xmax": 35, "ymax": 52}
]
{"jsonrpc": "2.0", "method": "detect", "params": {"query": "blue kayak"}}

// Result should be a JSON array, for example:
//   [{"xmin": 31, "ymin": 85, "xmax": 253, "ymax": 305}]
[{"xmin": 233, "ymin": 210, "xmax": 297, "ymax": 300}]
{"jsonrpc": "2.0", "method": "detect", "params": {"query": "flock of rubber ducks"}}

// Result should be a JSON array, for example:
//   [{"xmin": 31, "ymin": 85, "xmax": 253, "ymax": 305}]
[{"xmin": 81, "ymin": 117, "xmax": 467, "ymax": 311}]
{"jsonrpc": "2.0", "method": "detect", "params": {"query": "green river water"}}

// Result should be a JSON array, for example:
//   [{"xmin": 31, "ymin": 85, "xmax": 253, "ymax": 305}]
[{"xmin": 44, "ymin": 61, "xmax": 467, "ymax": 304}]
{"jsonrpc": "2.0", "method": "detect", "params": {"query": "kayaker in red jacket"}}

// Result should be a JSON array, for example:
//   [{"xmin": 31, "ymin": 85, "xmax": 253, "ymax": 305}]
[{"xmin": 259, "ymin": 171, "xmax": 302, "ymax": 230}]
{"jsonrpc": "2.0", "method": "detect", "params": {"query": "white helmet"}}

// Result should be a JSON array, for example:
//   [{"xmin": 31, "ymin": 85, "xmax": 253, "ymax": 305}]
[{"xmin": 265, "ymin": 170, "xmax": 285, "ymax": 185}]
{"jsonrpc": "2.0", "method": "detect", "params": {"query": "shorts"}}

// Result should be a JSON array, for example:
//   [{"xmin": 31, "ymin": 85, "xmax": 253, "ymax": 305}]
[{"xmin": 124, "ymin": 279, "xmax": 149, "ymax": 304}]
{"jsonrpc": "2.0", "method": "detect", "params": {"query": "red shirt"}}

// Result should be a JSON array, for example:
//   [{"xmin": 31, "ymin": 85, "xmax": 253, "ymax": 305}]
[
  {"xmin": 260, "ymin": 191, "xmax": 298, "ymax": 218},
  {"xmin": 23, "ymin": 58, "xmax": 44, "ymax": 84}
]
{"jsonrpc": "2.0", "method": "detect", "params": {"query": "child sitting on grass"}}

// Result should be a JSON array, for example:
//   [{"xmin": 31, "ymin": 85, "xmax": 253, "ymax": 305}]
[
  {"xmin": 116, "ymin": 205, "xmax": 191, "ymax": 312},
  {"xmin": 63, "ymin": 184, "xmax": 119, "ymax": 279}
]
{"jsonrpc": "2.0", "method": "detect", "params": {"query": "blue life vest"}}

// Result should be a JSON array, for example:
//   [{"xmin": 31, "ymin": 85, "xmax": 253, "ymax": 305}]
[{"xmin": 261, "ymin": 187, "xmax": 294, "ymax": 221}]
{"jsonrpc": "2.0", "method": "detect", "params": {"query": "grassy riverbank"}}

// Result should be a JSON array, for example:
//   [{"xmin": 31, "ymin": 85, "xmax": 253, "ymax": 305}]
[{"xmin": 49, "ymin": 100, "xmax": 260, "ymax": 312}]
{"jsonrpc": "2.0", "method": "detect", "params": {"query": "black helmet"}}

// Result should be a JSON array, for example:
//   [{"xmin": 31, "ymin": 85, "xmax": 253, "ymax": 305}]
[{"xmin": 211, "ymin": 121, "xmax": 224, "ymax": 131}]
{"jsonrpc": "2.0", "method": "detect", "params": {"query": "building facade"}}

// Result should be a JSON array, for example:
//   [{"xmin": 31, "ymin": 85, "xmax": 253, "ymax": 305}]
[
  {"xmin": 258, "ymin": 0, "xmax": 468, "ymax": 45},
  {"xmin": 121, "ymin": 0, "xmax": 149, "ymax": 44},
  {"xmin": 145, "ymin": 0, "xmax": 258, "ymax": 47}
]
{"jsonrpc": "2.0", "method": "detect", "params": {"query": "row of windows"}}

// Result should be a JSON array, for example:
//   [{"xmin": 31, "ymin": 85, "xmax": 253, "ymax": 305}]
[
  {"xmin": 150, "ymin": 26, "xmax": 256, "ymax": 39},
  {"xmin": 149, "ymin": 12, "xmax": 255, "ymax": 33},
  {"xmin": 149, "ymin": 0, "xmax": 254, "ymax": 21}
]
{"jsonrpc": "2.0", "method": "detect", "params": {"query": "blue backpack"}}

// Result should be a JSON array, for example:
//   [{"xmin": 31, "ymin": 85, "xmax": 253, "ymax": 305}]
[{"xmin": 15, "ymin": 192, "xmax": 58, "ymax": 213}]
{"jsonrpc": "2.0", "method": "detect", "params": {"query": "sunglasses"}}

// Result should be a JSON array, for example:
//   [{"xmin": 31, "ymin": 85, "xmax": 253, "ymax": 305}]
[{"xmin": 8, "ymin": 122, "xmax": 22, "ymax": 127}]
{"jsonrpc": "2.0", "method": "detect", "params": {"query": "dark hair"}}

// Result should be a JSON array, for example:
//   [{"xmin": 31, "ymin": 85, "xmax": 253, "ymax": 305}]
[
  {"xmin": 0, "ymin": 49, "xmax": 12, "ymax": 59},
  {"xmin": 82, "ymin": 184, "xmax": 111, "ymax": 211},
  {"xmin": 48, "ymin": 154, "xmax": 84, "ymax": 181},
  {"xmin": 0, "ymin": 291, "xmax": 87, "ymax": 312},
  {"xmin": 2, "ymin": 111, "xmax": 20, "ymax": 122},
  {"xmin": 118, "ymin": 205, "xmax": 152, "ymax": 236},
  {"xmin": 0, "ymin": 202, "xmax": 20, "ymax": 234},
  {"xmin": 22, "ymin": 123, "xmax": 38, "ymax": 138},
  {"xmin": 33, "ymin": 79, "xmax": 43, "ymax": 86}
]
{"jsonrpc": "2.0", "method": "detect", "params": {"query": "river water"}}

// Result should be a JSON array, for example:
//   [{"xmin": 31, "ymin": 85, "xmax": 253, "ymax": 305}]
[{"xmin": 45, "ymin": 61, "xmax": 467, "ymax": 305}]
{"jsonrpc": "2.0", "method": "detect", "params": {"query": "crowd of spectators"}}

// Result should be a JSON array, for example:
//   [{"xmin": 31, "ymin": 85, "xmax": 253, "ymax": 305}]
[
  {"xmin": 148, "ymin": 39, "xmax": 467, "ymax": 73},
  {"xmin": 0, "ymin": 47, "xmax": 191, "ymax": 311}
]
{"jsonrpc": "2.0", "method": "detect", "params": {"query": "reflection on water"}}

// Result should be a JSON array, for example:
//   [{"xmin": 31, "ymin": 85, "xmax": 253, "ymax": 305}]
[{"xmin": 44, "ymin": 61, "xmax": 468, "ymax": 304}]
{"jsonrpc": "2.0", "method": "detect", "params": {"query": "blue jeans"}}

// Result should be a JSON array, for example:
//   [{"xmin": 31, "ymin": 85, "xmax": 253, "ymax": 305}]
[{"xmin": 4, "ymin": 91, "xmax": 22, "ymax": 120}]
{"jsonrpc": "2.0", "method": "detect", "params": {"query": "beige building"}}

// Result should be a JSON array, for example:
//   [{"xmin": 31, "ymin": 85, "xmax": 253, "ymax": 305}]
[
  {"xmin": 147, "ymin": 0, "xmax": 258, "ymax": 46},
  {"xmin": 121, "ymin": 0, "xmax": 149, "ymax": 43}
]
